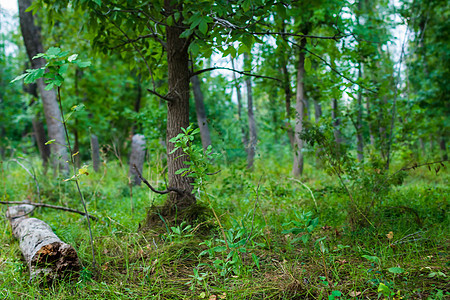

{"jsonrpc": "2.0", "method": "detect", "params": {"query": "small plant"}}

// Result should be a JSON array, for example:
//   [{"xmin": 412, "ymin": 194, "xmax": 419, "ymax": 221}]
[
  {"xmin": 162, "ymin": 221, "xmax": 193, "ymax": 243},
  {"xmin": 282, "ymin": 210, "xmax": 319, "ymax": 246}
]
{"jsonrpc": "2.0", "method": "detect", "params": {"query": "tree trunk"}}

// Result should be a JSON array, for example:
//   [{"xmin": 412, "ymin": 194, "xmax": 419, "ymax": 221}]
[
  {"xmin": 281, "ymin": 56, "xmax": 294, "ymax": 148},
  {"xmin": 129, "ymin": 134, "xmax": 146, "ymax": 186},
  {"xmin": 231, "ymin": 59, "xmax": 248, "ymax": 151},
  {"xmin": 90, "ymin": 134, "xmax": 101, "ymax": 172},
  {"xmin": 366, "ymin": 99, "xmax": 375, "ymax": 147},
  {"xmin": 190, "ymin": 74, "xmax": 212, "ymax": 150},
  {"xmin": 440, "ymin": 137, "xmax": 448, "ymax": 161},
  {"xmin": 18, "ymin": 0, "xmax": 69, "ymax": 173},
  {"xmin": 292, "ymin": 38, "xmax": 307, "ymax": 177},
  {"xmin": 244, "ymin": 53, "xmax": 257, "ymax": 170},
  {"xmin": 6, "ymin": 205, "xmax": 80, "ymax": 281},
  {"xmin": 73, "ymin": 127, "xmax": 81, "ymax": 169},
  {"xmin": 164, "ymin": 1, "xmax": 195, "ymax": 209},
  {"xmin": 331, "ymin": 98, "xmax": 342, "ymax": 146},
  {"xmin": 32, "ymin": 117, "xmax": 50, "ymax": 168},
  {"xmin": 356, "ymin": 67, "xmax": 364, "ymax": 162}
]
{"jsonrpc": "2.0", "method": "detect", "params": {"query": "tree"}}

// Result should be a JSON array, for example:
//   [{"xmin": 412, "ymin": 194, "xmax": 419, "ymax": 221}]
[{"xmin": 18, "ymin": 0, "xmax": 69, "ymax": 173}]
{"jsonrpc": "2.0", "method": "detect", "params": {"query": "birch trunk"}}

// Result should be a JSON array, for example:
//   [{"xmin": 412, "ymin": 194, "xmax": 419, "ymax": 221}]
[{"xmin": 6, "ymin": 205, "xmax": 80, "ymax": 281}]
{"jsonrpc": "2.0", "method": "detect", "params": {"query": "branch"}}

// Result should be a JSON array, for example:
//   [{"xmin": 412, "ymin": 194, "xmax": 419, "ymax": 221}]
[
  {"xmin": 0, "ymin": 201, "xmax": 98, "ymax": 221},
  {"xmin": 109, "ymin": 34, "xmax": 163, "ymax": 50},
  {"xmin": 191, "ymin": 67, "xmax": 282, "ymax": 83},
  {"xmin": 147, "ymin": 89, "xmax": 175, "ymax": 102},
  {"xmin": 250, "ymin": 31, "xmax": 350, "ymax": 40},
  {"xmin": 132, "ymin": 164, "xmax": 185, "ymax": 196}
]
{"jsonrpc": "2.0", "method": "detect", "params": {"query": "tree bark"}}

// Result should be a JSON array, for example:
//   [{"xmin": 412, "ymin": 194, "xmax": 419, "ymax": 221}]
[
  {"xmin": 129, "ymin": 134, "xmax": 146, "ymax": 185},
  {"xmin": 6, "ymin": 205, "xmax": 80, "ymax": 281},
  {"xmin": 292, "ymin": 38, "xmax": 307, "ymax": 177},
  {"xmin": 190, "ymin": 74, "xmax": 212, "ymax": 150},
  {"xmin": 32, "ymin": 117, "xmax": 50, "ymax": 168},
  {"xmin": 90, "ymin": 134, "xmax": 101, "ymax": 172},
  {"xmin": 164, "ymin": 0, "xmax": 195, "ymax": 209},
  {"xmin": 244, "ymin": 53, "xmax": 257, "ymax": 170},
  {"xmin": 281, "ymin": 55, "xmax": 294, "ymax": 148},
  {"xmin": 18, "ymin": 0, "xmax": 69, "ymax": 173}
]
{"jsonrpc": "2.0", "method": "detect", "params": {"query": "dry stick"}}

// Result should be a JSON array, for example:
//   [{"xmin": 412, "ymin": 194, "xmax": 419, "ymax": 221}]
[
  {"xmin": 289, "ymin": 177, "xmax": 318, "ymax": 211},
  {"xmin": 57, "ymin": 87, "xmax": 97, "ymax": 268},
  {"xmin": 0, "ymin": 201, "xmax": 98, "ymax": 220}
]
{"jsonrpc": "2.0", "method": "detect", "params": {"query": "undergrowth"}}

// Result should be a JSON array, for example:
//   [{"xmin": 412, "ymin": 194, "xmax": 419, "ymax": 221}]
[{"xmin": 0, "ymin": 154, "xmax": 448, "ymax": 299}]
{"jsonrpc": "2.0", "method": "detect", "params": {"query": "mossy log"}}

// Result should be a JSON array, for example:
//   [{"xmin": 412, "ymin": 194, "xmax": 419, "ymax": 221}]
[{"xmin": 6, "ymin": 205, "xmax": 80, "ymax": 281}]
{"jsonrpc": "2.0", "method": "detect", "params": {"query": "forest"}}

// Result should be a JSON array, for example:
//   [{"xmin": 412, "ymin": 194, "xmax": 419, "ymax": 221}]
[{"xmin": 0, "ymin": 0, "xmax": 448, "ymax": 298}]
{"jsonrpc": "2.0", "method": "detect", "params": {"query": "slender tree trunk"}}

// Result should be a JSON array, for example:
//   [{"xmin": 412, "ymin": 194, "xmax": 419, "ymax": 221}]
[
  {"xmin": 313, "ymin": 99, "xmax": 322, "ymax": 123},
  {"xmin": 164, "ymin": 1, "xmax": 194, "ymax": 209},
  {"xmin": 292, "ymin": 38, "xmax": 307, "ymax": 177},
  {"xmin": 32, "ymin": 117, "xmax": 50, "ymax": 168},
  {"xmin": 440, "ymin": 137, "xmax": 448, "ymax": 161},
  {"xmin": 190, "ymin": 74, "xmax": 212, "ymax": 150},
  {"xmin": 331, "ymin": 98, "xmax": 342, "ymax": 146},
  {"xmin": 18, "ymin": 0, "xmax": 68, "ymax": 173},
  {"xmin": 244, "ymin": 53, "xmax": 257, "ymax": 170},
  {"xmin": 419, "ymin": 137, "xmax": 426, "ymax": 157},
  {"xmin": 366, "ymin": 99, "xmax": 375, "ymax": 146},
  {"xmin": 356, "ymin": 67, "xmax": 364, "ymax": 162},
  {"xmin": 231, "ymin": 59, "xmax": 248, "ymax": 151},
  {"xmin": 90, "ymin": 134, "xmax": 100, "ymax": 172},
  {"xmin": 281, "ymin": 56, "xmax": 294, "ymax": 148}
]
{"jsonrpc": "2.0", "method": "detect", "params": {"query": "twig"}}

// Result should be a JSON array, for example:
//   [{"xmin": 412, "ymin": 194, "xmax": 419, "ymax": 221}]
[
  {"xmin": 0, "ymin": 201, "xmax": 98, "ymax": 220},
  {"xmin": 147, "ymin": 88, "xmax": 175, "ymax": 102},
  {"xmin": 191, "ymin": 67, "xmax": 282, "ymax": 83},
  {"xmin": 289, "ymin": 178, "xmax": 318, "ymax": 211},
  {"xmin": 133, "ymin": 164, "xmax": 185, "ymax": 196}
]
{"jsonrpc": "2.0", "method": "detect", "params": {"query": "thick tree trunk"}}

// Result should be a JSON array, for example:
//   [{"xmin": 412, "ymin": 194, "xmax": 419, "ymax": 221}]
[
  {"xmin": 231, "ymin": 59, "xmax": 248, "ymax": 151},
  {"xmin": 244, "ymin": 53, "xmax": 257, "ymax": 170},
  {"xmin": 292, "ymin": 39, "xmax": 307, "ymax": 177},
  {"xmin": 164, "ymin": 1, "xmax": 195, "ymax": 209},
  {"xmin": 190, "ymin": 74, "xmax": 212, "ymax": 150},
  {"xmin": 6, "ymin": 205, "xmax": 80, "ymax": 281},
  {"xmin": 129, "ymin": 134, "xmax": 146, "ymax": 186},
  {"xmin": 18, "ymin": 0, "xmax": 69, "ymax": 173}
]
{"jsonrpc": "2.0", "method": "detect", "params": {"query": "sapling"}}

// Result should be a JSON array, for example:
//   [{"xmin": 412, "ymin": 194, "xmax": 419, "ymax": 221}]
[{"xmin": 11, "ymin": 47, "xmax": 97, "ymax": 267}]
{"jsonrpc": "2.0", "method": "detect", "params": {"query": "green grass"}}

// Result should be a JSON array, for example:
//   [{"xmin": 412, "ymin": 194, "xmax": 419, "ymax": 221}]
[{"xmin": 0, "ymin": 156, "xmax": 448, "ymax": 299}]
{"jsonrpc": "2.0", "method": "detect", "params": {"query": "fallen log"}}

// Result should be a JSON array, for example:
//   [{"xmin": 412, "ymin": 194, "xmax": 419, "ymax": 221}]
[{"xmin": 6, "ymin": 204, "xmax": 80, "ymax": 282}]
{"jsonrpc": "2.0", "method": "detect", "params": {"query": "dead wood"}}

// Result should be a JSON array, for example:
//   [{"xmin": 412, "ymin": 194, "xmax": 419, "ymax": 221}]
[{"xmin": 6, "ymin": 205, "xmax": 80, "ymax": 282}]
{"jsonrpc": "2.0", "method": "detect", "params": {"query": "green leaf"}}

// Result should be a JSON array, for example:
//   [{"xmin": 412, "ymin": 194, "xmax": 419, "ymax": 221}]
[
  {"xmin": 377, "ymin": 282, "xmax": 391, "ymax": 294},
  {"xmin": 59, "ymin": 64, "xmax": 69, "ymax": 75},
  {"xmin": 10, "ymin": 73, "xmax": 28, "ymax": 83},
  {"xmin": 45, "ymin": 139, "xmax": 56, "ymax": 145},
  {"xmin": 388, "ymin": 267, "xmax": 405, "ymax": 274},
  {"xmin": 76, "ymin": 61, "xmax": 91, "ymax": 68},
  {"xmin": 92, "ymin": 0, "xmax": 101, "ymax": 6},
  {"xmin": 44, "ymin": 82, "xmax": 55, "ymax": 91},
  {"xmin": 47, "ymin": 47, "xmax": 61, "ymax": 56},
  {"xmin": 68, "ymin": 54, "xmax": 78, "ymax": 62},
  {"xmin": 198, "ymin": 19, "xmax": 208, "ymax": 35}
]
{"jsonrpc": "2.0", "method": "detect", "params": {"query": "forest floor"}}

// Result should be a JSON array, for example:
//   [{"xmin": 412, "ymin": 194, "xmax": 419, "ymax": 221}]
[{"xmin": 0, "ymin": 156, "xmax": 448, "ymax": 299}]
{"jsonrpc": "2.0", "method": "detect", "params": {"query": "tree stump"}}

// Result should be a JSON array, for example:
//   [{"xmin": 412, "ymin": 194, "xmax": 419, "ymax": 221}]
[
  {"xmin": 129, "ymin": 134, "xmax": 146, "ymax": 185},
  {"xmin": 6, "ymin": 205, "xmax": 80, "ymax": 282}
]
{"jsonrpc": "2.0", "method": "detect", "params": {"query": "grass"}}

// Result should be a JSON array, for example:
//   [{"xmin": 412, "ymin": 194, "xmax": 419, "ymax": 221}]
[{"xmin": 0, "ymin": 155, "xmax": 448, "ymax": 299}]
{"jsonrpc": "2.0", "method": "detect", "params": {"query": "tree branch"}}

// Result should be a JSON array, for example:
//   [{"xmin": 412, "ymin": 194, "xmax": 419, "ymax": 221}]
[
  {"xmin": 147, "ymin": 89, "xmax": 175, "ymax": 102},
  {"xmin": 133, "ymin": 164, "xmax": 186, "ymax": 196},
  {"xmin": 0, "ymin": 201, "xmax": 98, "ymax": 220},
  {"xmin": 191, "ymin": 67, "xmax": 282, "ymax": 83}
]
